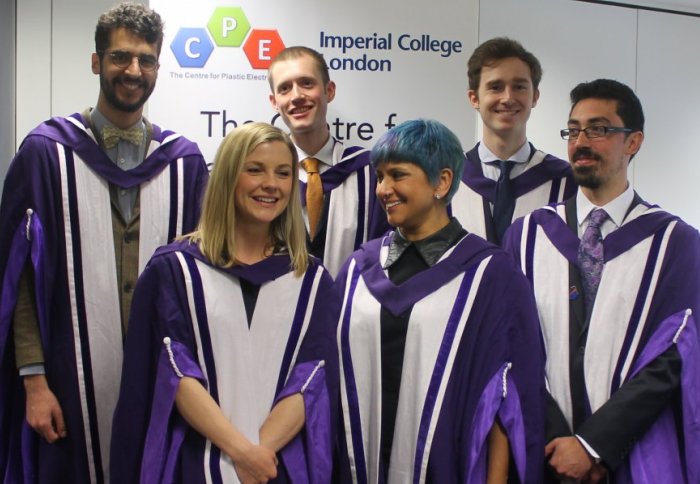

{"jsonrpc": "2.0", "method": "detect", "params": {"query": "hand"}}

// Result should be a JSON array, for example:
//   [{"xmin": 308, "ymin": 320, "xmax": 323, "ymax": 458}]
[
  {"xmin": 545, "ymin": 436, "xmax": 594, "ymax": 481},
  {"xmin": 583, "ymin": 463, "xmax": 608, "ymax": 484},
  {"xmin": 233, "ymin": 443, "xmax": 278, "ymax": 484},
  {"xmin": 23, "ymin": 374, "xmax": 67, "ymax": 443}
]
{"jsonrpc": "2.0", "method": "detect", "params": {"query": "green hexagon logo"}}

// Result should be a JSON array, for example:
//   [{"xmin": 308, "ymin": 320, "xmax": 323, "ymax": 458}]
[{"xmin": 207, "ymin": 7, "xmax": 251, "ymax": 47}]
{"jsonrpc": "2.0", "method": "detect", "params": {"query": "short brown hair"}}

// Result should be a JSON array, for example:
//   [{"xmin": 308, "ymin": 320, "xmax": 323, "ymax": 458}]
[
  {"xmin": 467, "ymin": 37, "xmax": 542, "ymax": 91},
  {"xmin": 268, "ymin": 46, "xmax": 331, "ymax": 90}
]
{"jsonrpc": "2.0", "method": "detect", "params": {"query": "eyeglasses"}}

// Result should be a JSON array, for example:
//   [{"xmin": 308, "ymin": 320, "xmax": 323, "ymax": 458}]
[
  {"xmin": 560, "ymin": 125, "xmax": 632, "ymax": 140},
  {"xmin": 102, "ymin": 50, "xmax": 158, "ymax": 72}
]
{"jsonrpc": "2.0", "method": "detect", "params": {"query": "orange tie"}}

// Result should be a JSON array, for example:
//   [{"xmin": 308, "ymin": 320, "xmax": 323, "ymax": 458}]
[{"xmin": 302, "ymin": 157, "xmax": 323, "ymax": 239}]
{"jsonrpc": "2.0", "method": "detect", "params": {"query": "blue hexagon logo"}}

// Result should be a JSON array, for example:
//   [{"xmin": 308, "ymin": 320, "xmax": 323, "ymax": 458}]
[{"xmin": 170, "ymin": 27, "xmax": 215, "ymax": 68}]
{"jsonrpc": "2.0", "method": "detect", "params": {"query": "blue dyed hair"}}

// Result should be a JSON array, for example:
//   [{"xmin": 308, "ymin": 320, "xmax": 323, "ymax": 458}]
[{"xmin": 371, "ymin": 119, "xmax": 464, "ymax": 202}]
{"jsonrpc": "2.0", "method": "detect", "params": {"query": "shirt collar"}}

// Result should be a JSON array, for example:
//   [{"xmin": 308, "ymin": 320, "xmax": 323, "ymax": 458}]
[
  {"xmin": 478, "ymin": 140, "xmax": 531, "ymax": 165},
  {"xmin": 576, "ymin": 183, "xmax": 635, "ymax": 228},
  {"xmin": 295, "ymin": 134, "xmax": 335, "ymax": 167},
  {"xmin": 383, "ymin": 218, "xmax": 467, "ymax": 269}
]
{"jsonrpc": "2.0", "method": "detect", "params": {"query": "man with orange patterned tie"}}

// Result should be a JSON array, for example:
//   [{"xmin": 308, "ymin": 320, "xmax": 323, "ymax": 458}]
[{"xmin": 269, "ymin": 46, "xmax": 389, "ymax": 277}]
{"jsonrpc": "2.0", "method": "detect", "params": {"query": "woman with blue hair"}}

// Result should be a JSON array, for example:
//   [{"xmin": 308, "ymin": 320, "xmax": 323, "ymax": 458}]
[{"xmin": 335, "ymin": 119, "xmax": 545, "ymax": 483}]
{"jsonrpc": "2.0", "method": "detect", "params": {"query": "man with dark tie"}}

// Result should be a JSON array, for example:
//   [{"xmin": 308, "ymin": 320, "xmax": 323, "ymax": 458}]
[
  {"xmin": 504, "ymin": 79, "xmax": 700, "ymax": 482},
  {"xmin": 268, "ymin": 46, "xmax": 389, "ymax": 277},
  {"xmin": 0, "ymin": 3, "xmax": 209, "ymax": 482},
  {"xmin": 451, "ymin": 37, "xmax": 576, "ymax": 244}
]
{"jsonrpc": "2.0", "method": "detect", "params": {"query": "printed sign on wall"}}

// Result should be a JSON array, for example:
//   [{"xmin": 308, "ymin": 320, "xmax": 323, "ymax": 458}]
[{"xmin": 150, "ymin": 0, "xmax": 477, "ymax": 164}]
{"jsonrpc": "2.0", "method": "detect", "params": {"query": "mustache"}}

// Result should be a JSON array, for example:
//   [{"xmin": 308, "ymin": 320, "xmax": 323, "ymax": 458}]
[
  {"xmin": 115, "ymin": 74, "xmax": 147, "ymax": 87},
  {"xmin": 572, "ymin": 147, "xmax": 602, "ymax": 162}
]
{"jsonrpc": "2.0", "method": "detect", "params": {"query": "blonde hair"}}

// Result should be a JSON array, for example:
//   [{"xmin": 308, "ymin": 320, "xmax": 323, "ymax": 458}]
[{"xmin": 187, "ymin": 122, "xmax": 308, "ymax": 276}]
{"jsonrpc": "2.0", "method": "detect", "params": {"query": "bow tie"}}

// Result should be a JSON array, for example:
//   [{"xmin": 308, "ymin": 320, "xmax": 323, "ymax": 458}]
[{"xmin": 102, "ymin": 125, "xmax": 144, "ymax": 149}]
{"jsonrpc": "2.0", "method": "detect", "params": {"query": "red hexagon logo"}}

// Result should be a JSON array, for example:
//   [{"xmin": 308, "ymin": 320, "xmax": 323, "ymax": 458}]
[{"xmin": 243, "ymin": 29, "xmax": 286, "ymax": 70}]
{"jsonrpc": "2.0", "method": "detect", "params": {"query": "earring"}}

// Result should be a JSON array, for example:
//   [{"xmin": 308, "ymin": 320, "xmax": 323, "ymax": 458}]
[{"xmin": 434, "ymin": 193, "xmax": 442, "ymax": 200}]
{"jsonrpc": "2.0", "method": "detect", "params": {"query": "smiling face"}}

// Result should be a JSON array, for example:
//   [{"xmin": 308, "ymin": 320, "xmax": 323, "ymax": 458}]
[
  {"xmin": 234, "ymin": 140, "xmax": 294, "ymax": 232},
  {"xmin": 567, "ymin": 97, "xmax": 643, "ymax": 204},
  {"xmin": 468, "ymin": 56, "xmax": 539, "ymax": 144},
  {"xmin": 268, "ymin": 54, "xmax": 335, "ymax": 141},
  {"xmin": 375, "ymin": 161, "xmax": 452, "ymax": 241},
  {"xmin": 92, "ymin": 27, "xmax": 158, "ymax": 125}
]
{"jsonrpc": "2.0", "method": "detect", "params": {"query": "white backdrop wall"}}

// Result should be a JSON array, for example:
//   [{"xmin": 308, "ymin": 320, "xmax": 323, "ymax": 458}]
[
  {"xmin": 6, "ymin": 0, "xmax": 700, "ymax": 228},
  {"xmin": 0, "ymin": 0, "xmax": 16, "ymax": 189}
]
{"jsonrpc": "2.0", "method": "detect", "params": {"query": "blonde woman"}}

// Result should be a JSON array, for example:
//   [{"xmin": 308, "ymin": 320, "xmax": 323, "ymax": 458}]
[{"xmin": 111, "ymin": 123, "xmax": 338, "ymax": 484}]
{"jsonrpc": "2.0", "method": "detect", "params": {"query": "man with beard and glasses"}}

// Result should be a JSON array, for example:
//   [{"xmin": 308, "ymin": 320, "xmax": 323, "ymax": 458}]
[
  {"xmin": 451, "ymin": 37, "xmax": 576, "ymax": 245},
  {"xmin": 504, "ymin": 79, "xmax": 700, "ymax": 483},
  {"xmin": 0, "ymin": 3, "xmax": 208, "ymax": 482}
]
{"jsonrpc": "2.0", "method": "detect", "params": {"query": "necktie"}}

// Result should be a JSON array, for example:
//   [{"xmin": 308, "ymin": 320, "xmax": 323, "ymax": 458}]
[
  {"xmin": 492, "ymin": 160, "xmax": 516, "ymax": 243},
  {"xmin": 578, "ymin": 208, "xmax": 609, "ymax": 316},
  {"xmin": 302, "ymin": 157, "xmax": 323, "ymax": 239},
  {"xmin": 102, "ymin": 125, "xmax": 144, "ymax": 149}
]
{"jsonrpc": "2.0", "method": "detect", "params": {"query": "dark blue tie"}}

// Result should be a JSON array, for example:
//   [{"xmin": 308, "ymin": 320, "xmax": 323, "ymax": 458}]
[{"xmin": 493, "ymin": 160, "xmax": 516, "ymax": 243}]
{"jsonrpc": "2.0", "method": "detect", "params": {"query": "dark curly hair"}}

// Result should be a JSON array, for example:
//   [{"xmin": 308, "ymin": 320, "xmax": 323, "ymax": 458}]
[{"xmin": 95, "ymin": 2, "xmax": 164, "ymax": 57}]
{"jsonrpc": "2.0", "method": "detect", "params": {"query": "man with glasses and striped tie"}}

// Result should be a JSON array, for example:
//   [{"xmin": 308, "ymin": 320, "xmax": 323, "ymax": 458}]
[
  {"xmin": 0, "ymin": 3, "xmax": 208, "ymax": 482},
  {"xmin": 504, "ymin": 79, "xmax": 700, "ymax": 483}
]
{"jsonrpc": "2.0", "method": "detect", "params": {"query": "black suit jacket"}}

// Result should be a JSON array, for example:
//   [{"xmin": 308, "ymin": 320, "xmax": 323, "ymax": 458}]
[{"xmin": 545, "ymin": 196, "xmax": 681, "ymax": 471}]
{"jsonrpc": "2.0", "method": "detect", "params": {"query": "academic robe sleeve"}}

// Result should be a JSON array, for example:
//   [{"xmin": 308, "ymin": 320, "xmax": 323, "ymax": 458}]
[
  {"xmin": 492, "ymin": 259, "xmax": 547, "ymax": 484},
  {"xmin": 577, "ymin": 222, "xmax": 700, "ymax": 470},
  {"xmin": 274, "ymin": 265, "xmax": 339, "ymax": 484},
  {"xmin": 576, "ymin": 346, "xmax": 681, "ymax": 469},
  {"xmin": 110, "ymin": 253, "xmax": 204, "ymax": 484},
  {"xmin": 0, "ymin": 202, "xmax": 49, "ymax": 481},
  {"xmin": 614, "ymin": 309, "xmax": 700, "ymax": 483},
  {"xmin": 0, "ymin": 132, "xmax": 87, "ymax": 482},
  {"xmin": 180, "ymin": 152, "xmax": 209, "ymax": 234},
  {"xmin": 431, "ymin": 252, "xmax": 546, "ymax": 483}
]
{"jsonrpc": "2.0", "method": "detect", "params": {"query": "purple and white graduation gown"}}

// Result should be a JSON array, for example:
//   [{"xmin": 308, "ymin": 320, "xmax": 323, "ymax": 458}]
[
  {"xmin": 336, "ymin": 233, "xmax": 545, "ymax": 483},
  {"xmin": 110, "ymin": 241, "xmax": 339, "ymax": 484},
  {"xmin": 0, "ymin": 114, "xmax": 209, "ymax": 483},
  {"xmin": 451, "ymin": 144, "xmax": 575, "ymax": 243},
  {"xmin": 503, "ymin": 199, "xmax": 700, "ymax": 483},
  {"xmin": 300, "ymin": 141, "xmax": 389, "ymax": 278}
]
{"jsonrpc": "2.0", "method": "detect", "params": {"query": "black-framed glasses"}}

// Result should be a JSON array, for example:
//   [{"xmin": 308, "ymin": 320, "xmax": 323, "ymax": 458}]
[
  {"xmin": 102, "ymin": 50, "xmax": 159, "ymax": 72},
  {"xmin": 560, "ymin": 125, "xmax": 632, "ymax": 140}
]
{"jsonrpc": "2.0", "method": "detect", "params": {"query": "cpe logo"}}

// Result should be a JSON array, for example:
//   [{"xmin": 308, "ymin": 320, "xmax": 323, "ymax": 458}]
[{"xmin": 170, "ymin": 7, "xmax": 285, "ymax": 69}]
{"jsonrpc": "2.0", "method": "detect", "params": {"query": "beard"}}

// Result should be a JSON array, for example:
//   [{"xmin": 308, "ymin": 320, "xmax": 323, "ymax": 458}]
[
  {"xmin": 99, "ymin": 71, "xmax": 155, "ymax": 113},
  {"xmin": 572, "ymin": 165, "xmax": 602, "ymax": 189},
  {"xmin": 571, "ymin": 147, "xmax": 603, "ymax": 189}
]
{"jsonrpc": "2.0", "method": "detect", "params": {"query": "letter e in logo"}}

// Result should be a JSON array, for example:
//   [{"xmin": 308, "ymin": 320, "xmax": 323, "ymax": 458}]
[{"xmin": 243, "ymin": 29, "xmax": 286, "ymax": 69}]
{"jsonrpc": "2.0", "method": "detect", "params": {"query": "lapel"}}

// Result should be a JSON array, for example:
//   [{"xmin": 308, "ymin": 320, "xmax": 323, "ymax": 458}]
[
  {"xmin": 565, "ymin": 197, "xmax": 591, "ymax": 429},
  {"xmin": 464, "ymin": 145, "xmax": 499, "ymax": 243},
  {"xmin": 565, "ymin": 193, "xmax": 646, "ymax": 335},
  {"xmin": 565, "ymin": 198, "xmax": 587, "ymax": 336},
  {"xmin": 565, "ymin": 193, "xmax": 647, "ymax": 430}
]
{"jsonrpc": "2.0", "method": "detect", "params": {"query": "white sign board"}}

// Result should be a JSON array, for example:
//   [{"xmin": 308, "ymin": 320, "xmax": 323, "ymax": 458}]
[{"xmin": 149, "ymin": 0, "xmax": 478, "ymax": 164}]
